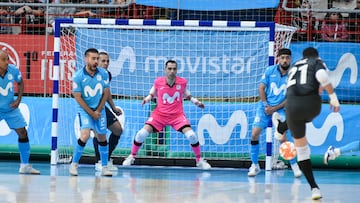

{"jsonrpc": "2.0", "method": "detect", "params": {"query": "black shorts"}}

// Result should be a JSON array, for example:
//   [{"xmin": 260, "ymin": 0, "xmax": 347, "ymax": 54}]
[
  {"xmin": 286, "ymin": 95, "xmax": 321, "ymax": 139},
  {"xmin": 105, "ymin": 106, "xmax": 118, "ymax": 128}
]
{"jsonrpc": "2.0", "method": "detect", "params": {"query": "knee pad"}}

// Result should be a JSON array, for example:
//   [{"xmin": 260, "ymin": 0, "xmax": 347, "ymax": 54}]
[
  {"xmin": 184, "ymin": 130, "xmax": 198, "ymax": 145},
  {"xmin": 296, "ymin": 145, "xmax": 311, "ymax": 161},
  {"xmin": 134, "ymin": 128, "xmax": 150, "ymax": 143}
]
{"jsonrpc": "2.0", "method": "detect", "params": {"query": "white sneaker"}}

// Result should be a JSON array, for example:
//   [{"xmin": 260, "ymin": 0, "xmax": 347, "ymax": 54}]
[
  {"xmin": 122, "ymin": 155, "xmax": 135, "ymax": 166},
  {"xmin": 69, "ymin": 163, "xmax": 78, "ymax": 176},
  {"xmin": 272, "ymin": 112, "xmax": 285, "ymax": 140},
  {"xmin": 19, "ymin": 164, "xmax": 40, "ymax": 175},
  {"xmin": 96, "ymin": 159, "xmax": 118, "ymax": 171},
  {"xmin": 101, "ymin": 166, "xmax": 113, "ymax": 177},
  {"xmin": 272, "ymin": 159, "xmax": 288, "ymax": 170},
  {"xmin": 248, "ymin": 163, "xmax": 260, "ymax": 177},
  {"xmin": 196, "ymin": 158, "xmax": 211, "ymax": 170},
  {"xmin": 324, "ymin": 146, "xmax": 337, "ymax": 165},
  {"xmin": 108, "ymin": 159, "xmax": 118, "ymax": 171},
  {"xmin": 95, "ymin": 160, "xmax": 102, "ymax": 171},
  {"xmin": 290, "ymin": 163, "xmax": 302, "ymax": 178},
  {"xmin": 311, "ymin": 187, "xmax": 322, "ymax": 200}
]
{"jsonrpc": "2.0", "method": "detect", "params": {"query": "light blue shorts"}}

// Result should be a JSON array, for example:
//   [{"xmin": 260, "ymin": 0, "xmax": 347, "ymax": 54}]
[
  {"xmin": 77, "ymin": 108, "xmax": 107, "ymax": 135},
  {"xmin": 252, "ymin": 102, "xmax": 286, "ymax": 129},
  {"xmin": 0, "ymin": 108, "xmax": 27, "ymax": 129}
]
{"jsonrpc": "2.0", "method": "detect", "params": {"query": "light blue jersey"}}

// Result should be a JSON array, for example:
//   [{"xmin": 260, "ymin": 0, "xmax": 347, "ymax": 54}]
[
  {"xmin": 0, "ymin": 64, "xmax": 22, "ymax": 113},
  {"xmin": 260, "ymin": 64, "xmax": 288, "ymax": 106},
  {"xmin": 72, "ymin": 66, "xmax": 110, "ymax": 111}
]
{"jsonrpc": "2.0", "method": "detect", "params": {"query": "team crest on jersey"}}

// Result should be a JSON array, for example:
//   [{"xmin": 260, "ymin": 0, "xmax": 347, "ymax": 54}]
[
  {"xmin": 97, "ymin": 75, "xmax": 102, "ymax": 81},
  {"xmin": 72, "ymin": 82, "xmax": 78, "ymax": 89},
  {"xmin": 7, "ymin": 73, "xmax": 13, "ymax": 81},
  {"xmin": 176, "ymin": 84, "xmax": 181, "ymax": 90}
]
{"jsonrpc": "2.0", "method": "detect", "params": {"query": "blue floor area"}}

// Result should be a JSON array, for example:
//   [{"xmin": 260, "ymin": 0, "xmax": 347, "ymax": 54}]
[{"xmin": 0, "ymin": 160, "xmax": 359, "ymax": 203}]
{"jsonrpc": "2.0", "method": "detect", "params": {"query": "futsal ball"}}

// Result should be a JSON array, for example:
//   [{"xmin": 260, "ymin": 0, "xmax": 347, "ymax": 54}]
[{"xmin": 279, "ymin": 141, "xmax": 297, "ymax": 160}]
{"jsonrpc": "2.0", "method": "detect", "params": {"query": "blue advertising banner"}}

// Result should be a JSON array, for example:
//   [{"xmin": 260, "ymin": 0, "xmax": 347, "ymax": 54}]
[
  {"xmin": 290, "ymin": 42, "xmax": 360, "ymax": 102},
  {"xmin": 0, "ymin": 97, "xmax": 358, "ymax": 157},
  {"xmin": 136, "ymin": 0, "xmax": 280, "ymax": 10}
]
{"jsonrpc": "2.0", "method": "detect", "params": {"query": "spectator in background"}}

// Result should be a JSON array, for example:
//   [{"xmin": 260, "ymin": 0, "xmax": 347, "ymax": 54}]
[
  {"xmin": 348, "ymin": 0, "xmax": 360, "ymax": 42},
  {"xmin": 0, "ymin": 0, "xmax": 12, "ymax": 34},
  {"xmin": 96, "ymin": 0, "xmax": 110, "ymax": 18},
  {"xmin": 110, "ymin": 0, "xmax": 128, "ymax": 19},
  {"xmin": 12, "ymin": 0, "xmax": 45, "ymax": 34},
  {"xmin": 321, "ymin": 10, "xmax": 349, "ymax": 42},
  {"xmin": 47, "ymin": 0, "xmax": 76, "ymax": 26},
  {"xmin": 292, "ymin": 0, "xmax": 317, "ymax": 41}
]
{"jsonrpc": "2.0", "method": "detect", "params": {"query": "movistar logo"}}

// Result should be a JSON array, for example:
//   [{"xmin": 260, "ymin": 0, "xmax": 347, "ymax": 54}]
[
  {"xmin": 0, "ymin": 82, "xmax": 13, "ymax": 96},
  {"xmin": 162, "ymin": 92, "xmax": 180, "ymax": 104},
  {"xmin": 197, "ymin": 110, "xmax": 248, "ymax": 145},
  {"xmin": 108, "ymin": 46, "xmax": 136, "ymax": 77},
  {"xmin": 270, "ymin": 82, "xmax": 286, "ymax": 95},
  {"xmin": 84, "ymin": 83, "xmax": 103, "ymax": 97},
  {"xmin": 306, "ymin": 112, "xmax": 344, "ymax": 146},
  {"xmin": 328, "ymin": 53, "xmax": 358, "ymax": 87},
  {"xmin": 196, "ymin": 110, "xmax": 344, "ymax": 146}
]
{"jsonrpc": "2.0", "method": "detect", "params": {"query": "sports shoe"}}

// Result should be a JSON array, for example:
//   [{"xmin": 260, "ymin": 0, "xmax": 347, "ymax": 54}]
[
  {"xmin": 19, "ymin": 164, "xmax": 40, "ymax": 175},
  {"xmin": 101, "ymin": 166, "xmax": 113, "ymax": 177},
  {"xmin": 311, "ymin": 187, "xmax": 322, "ymax": 200},
  {"xmin": 69, "ymin": 163, "xmax": 79, "ymax": 176},
  {"xmin": 248, "ymin": 163, "xmax": 260, "ymax": 177},
  {"xmin": 107, "ymin": 159, "xmax": 118, "ymax": 171},
  {"xmin": 272, "ymin": 112, "xmax": 284, "ymax": 140},
  {"xmin": 95, "ymin": 159, "xmax": 118, "ymax": 171},
  {"xmin": 290, "ymin": 163, "xmax": 302, "ymax": 178},
  {"xmin": 324, "ymin": 146, "xmax": 337, "ymax": 165},
  {"xmin": 122, "ymin": 154, "xmax": 135, "ymax": 166},
  {"xmin": 272, "ymin": 159, "xmax": 288, "ymax": 170},
  {"xmin": 196, "ymin": 158, "xmax": 211, "ymax": 170}
]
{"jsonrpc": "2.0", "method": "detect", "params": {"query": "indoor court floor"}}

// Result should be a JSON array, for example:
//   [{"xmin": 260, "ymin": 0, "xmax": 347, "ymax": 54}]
[{"xmin": 0, "ymin": 160, "xmax": 359, "ymax": 203}]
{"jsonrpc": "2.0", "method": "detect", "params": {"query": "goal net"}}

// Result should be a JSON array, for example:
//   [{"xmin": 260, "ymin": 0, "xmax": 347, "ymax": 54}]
[{"xmin": 51, "ymin": 18, "xmax": 296, "ymax": 166}]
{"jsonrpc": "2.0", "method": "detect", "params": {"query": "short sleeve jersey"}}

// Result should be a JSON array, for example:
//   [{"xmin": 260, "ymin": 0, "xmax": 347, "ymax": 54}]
[
  {"xmin": 260, "ymin": 64, "xmax": 288, "ymax": 106},
  {"xmin": 72, "ymin": 67, "xmax": 109, "ymax": 110},
  {"xmin": 153, "ymin": 76, "xmax": 187, "ymax": 116},
  {"xmin": 0, "ymin": 64, "xmax": 22, "ymax": 112},
  {"xmin": 286, "ymin": 58, "xmax": 326, "ymax": 96}
]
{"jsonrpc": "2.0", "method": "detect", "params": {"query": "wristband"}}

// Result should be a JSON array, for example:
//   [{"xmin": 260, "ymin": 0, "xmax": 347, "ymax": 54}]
[{"xmin": 329, "ymin": 93, "xmax": 340, "ymax": 107}]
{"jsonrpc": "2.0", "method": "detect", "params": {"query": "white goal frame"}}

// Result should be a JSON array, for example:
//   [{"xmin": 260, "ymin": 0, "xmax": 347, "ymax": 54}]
[{"xmin": 50, "ymin": 18, "xmax": 296, "ymax": 167}]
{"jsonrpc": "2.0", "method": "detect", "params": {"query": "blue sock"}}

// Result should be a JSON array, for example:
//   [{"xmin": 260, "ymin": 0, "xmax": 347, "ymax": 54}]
[
  {"xmin": 251, "ymin": 144, "xmax": 259, "ymax": 164},
  {"xmin": 340, "ymin": 140, "xmax": 360, "ymax": 154},
  {"xmin": 99, "ymin": 145, "xmax": 109, "ymax": 166},
  {"xmin": 18, "ymin": 142, "xmax": 30, "ymax": 164},
  {"xmin": 72, "ymin": 143, "xmax": 85, "ymax": 163}
]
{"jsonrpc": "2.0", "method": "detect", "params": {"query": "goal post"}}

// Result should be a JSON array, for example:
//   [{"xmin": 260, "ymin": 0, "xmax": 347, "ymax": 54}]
[{"xmin": 51, "ymin": 18, "xmax": 296, "ymax": 166}]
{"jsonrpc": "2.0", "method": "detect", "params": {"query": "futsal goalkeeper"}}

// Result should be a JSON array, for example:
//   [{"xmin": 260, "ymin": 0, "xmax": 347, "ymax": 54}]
[{"xmin": 122, "ymin": 59, "xmax": 211, "ymax": 169}]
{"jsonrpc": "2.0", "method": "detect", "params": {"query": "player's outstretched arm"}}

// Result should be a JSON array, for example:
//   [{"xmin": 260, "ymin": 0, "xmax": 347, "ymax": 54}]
[
  {"xmin": 315, "ymin": 69, "xmax": 340, "ymax": 112},
  {"xmin": 184, "ymin": 88, "xmax": 204, "ymax": 109},
  {"xmin": 142, "ymin": 86, "xmax": 156, "ymax": 106}
]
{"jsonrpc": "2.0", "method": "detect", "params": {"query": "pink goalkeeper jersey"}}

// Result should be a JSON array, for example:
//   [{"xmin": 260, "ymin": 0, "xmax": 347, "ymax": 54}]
[{"xmin": 153, "ymin": 76, "xmax": 187, "ymax": 116}]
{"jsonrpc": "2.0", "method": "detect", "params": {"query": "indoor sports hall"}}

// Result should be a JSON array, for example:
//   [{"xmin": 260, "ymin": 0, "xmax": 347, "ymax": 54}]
[{"xmin": 1, "ymin": 0, "xmax": 360, "ymax": 203}]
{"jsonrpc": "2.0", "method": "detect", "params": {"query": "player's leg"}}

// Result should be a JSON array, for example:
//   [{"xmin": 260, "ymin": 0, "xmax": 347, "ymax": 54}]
[
  {"xmin": 287, "ymin": 97, "xmax": 322, "ymax": 200},
  {"xmin": 249, "ymin": 127, "xmax": 262, "ymax": 176},
  {"xmin": 107, "ymin": 120, "xmax": 122, "ymax": 160},
  {"xmin": 272, "ymin": 112, "xmax": 302, "ymax": 177},
  {"xmin": 324, "ymin": 140, "xmax": 360, "ymax": 164},
  {"xmin": 248, "ymin": 105, "xmax": 266, "ymax": 176},
  {"xmin": 5, "ymin": 109, "xmax": 40, "ymax": 175},
  {"xmin": 180, "ymin": 125, "xmax": 211, "ymax": 170},
  {"xmin": 70, "ymin": 113, "xmax": 93, "ymax": 176},
  {"xmin": 94, "ymin": 109, "xmax": 112, "ymax": 176},
  {"xmin": 122, "ymin": 124, "xmax": 154, "ymax": 166}
]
